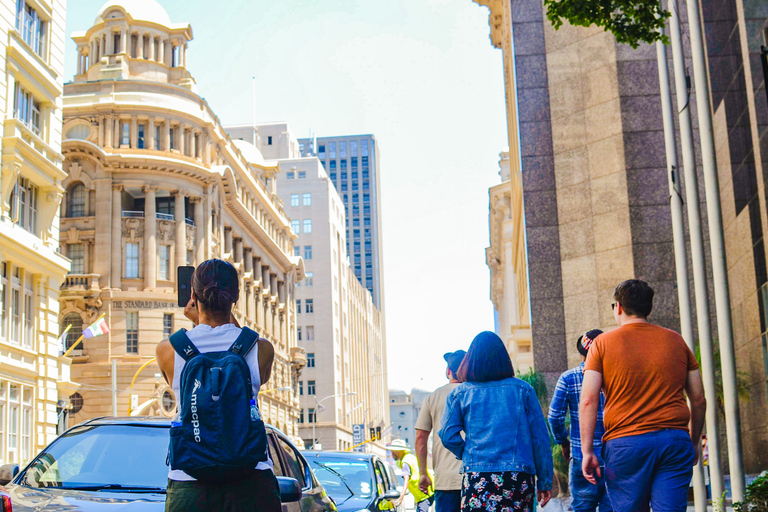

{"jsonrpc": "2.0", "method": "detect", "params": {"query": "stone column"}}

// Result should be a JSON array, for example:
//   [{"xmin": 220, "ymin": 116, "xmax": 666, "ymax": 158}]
[
  {"xmin": 203, "ymin": 187, "xmax": 212, "ymax": 259},
  {"xmin": 143, "ymin": 185, "xmax": 157, "ymax": 290},
  {"xmin": 261, "ymin": 265, "xmax": 270, "ymax": 295},
  {"xmin": 244, "ymin": 248, "xmax": 253, "ymax": 274},
  {"xmin": 120, "ymin": 28, "xmax": 127, "ymax": 53},
  {"xmin": 164, "ymin": 120, "xmax": 171, "ymax": 151},
  {"xmin": 179, "ymin": 125, "xmax": 186, "ymax": 156},
  {"xmin": 98, "ymin": 116, "xmax": 105, "ymax": 147},
  {"xmin": 105, "ymin": 115, "xmax": 113, "ymax": 148},
  {"xmin": 182, "ymin": 43, "xmax": 188, "ymax": 67},
  {"xmin": 224, "ymin": 227, "xmax": 233, "ymax": 256},
  {"xmin": 147, "ymin": 34, "xmax": 155, "ymax": 61},
  {"xmin": 191, "ymin": 196, "xmax": 204, "ymax": 264},
  {"xmin": 174, "ymin": 190, "xmax": 187, "ymax": 270},
  {"xmin": 113, "ymin": 117, "xmax": 120, "ymax": 148},
  {"xmin": 130, "ymin": 116, "xmax": 138, "ymax": 148},
  {"xmin": 111, "ymin": 184, "xmax": 123, "ymax": 289},
  {"xmin": 201, "ymin": 131, "xmax": 209, "ymax": 165},
  {"xmin": 165, "ymin": 39, "xmax": 173, "ymax": 66}
]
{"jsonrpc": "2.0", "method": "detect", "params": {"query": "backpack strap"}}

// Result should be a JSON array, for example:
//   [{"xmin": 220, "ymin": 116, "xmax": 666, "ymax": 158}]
[
  {"xmin": 228, "ymin": 326, "xmax": 259, "ymax": 357},
  {"xmin": 169, "ymin": 329, "xmax": 200, "ymax": 361}
]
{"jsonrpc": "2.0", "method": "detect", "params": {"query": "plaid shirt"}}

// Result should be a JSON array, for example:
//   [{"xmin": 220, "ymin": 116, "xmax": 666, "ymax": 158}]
[{"xmin": 547, "ymin": 362, "xmax": 606, "ymax": 462}]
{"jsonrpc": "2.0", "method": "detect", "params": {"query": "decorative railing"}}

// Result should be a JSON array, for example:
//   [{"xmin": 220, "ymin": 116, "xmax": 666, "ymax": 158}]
[
  {"xmin": 185, "ymin": 217, "xmax": 195, "ymax": 226},
  {"xmin": 157, "ymin": 212, "xmax": 174, "ymax": 221},
  {"xmin": 122, "ymin": 210, "xmax": 144, "ymax": 218},
  {"xmin": 63, "ymin": 273, "xmax": 100, "ymax": 291}
]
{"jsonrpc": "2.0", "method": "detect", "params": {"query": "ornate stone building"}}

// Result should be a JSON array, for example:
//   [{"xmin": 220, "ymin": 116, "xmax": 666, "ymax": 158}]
[
  {"xmin": 60, "ymin": 0, "xmax": 305, "ymax": 437},
  {"xmin": 0, "ymin": 0, "xmax": 79, "ymax": 465}
]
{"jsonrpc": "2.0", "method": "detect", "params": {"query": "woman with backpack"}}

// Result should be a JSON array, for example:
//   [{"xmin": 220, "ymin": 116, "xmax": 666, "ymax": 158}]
[
  {"xmin": 438, "ymin": 331, "xmax": 553, "ymax": 512},
  {"xmin": 156, "ymin": 259, "xmax": 279, "ymax": 512}
]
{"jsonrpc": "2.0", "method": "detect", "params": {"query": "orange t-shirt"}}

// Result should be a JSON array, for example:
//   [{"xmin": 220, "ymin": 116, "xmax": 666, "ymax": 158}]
[{"xmin": 584, "ymin": 322, "xmax": 700, "ymax": 442}]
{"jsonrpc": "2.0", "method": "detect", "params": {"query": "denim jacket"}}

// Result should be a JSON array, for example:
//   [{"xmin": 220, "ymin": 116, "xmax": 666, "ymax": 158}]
[{"xmin": 438, "ymin": 378, "xmax": 553, "ymax": 491}]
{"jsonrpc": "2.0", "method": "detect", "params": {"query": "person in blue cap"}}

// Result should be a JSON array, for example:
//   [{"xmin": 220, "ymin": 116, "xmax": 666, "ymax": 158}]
[{"xmin": 414, "ymin": 350, "xmax": 467, "ymax": 512}]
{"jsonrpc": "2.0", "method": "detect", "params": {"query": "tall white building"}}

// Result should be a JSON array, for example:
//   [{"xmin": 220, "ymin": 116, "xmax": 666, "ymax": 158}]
[
  {"xmin": 388, "ymin": 389, "xmax": 431, "ymax": 452},
  {"xmin": 299, "ymin": 135, "xmax": 385, "ymax": 310},
  {"xmin": 276, "ymin": 155, "xmax": 388, "ymax": 453},
  {"xmin": 0, "ymin": 0, "xmax": 79, "ymax": 465}
]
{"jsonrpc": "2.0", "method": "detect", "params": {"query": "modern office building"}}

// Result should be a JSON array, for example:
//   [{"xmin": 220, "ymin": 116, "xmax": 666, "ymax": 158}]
[
  {"xmin": 60, "ymin": 0, "xmax": 305, "ymax": 438},
  {"xmin": 299, "ymin": 135, "xmax": 385, "ymax": 310},
  {"xmin": 275, "ymin": 155, "xmax": 388, "ymax": 453},
  {"xmin": 0, "ymin": 0, "xmax": 80, "ymax": 465},
  {"xmin": 388, "ymin": 389, "xmax": 430, "ymax": 452},
  {"xmin": 472, "ymin": 0, "xmax": 768, "ymax": 473}
]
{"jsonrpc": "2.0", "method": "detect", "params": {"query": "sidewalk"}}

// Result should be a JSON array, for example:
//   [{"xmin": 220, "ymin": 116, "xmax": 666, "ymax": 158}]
[{"xmin": 541, "ymin": 497, "xmax": 734, "ymax": 511}]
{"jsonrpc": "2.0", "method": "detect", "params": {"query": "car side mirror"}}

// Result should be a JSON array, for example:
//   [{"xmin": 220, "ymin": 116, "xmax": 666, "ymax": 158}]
[
  {"xmin": 0, "ymin": 464, "xmax": 19, "ymax": 486},
  {"xmin": 382, "ymin": 489, "xmax": 401, "ymax": 500},
  {"xmin": 277, "ymin": 476, "xmax": 302, "ymax": 503}
]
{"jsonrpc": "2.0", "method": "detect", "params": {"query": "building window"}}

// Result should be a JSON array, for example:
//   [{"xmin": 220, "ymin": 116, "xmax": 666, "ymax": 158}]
[
  {"xmin": 298, "ymin": 409, "xmax": 304, "ymax": 423},
  {"xmin": 296, "ymin": 300, "xmax": 301, "ymax": 314},
  {"xmin": 329, "ymin": 142, "xmax": 336, "ymax": 159},
  {"xmin": 294, "ymin": 246, "xmax": 300, "ymax": 257},
  {"xmin": 308, "ymin": 408, "xmax": 316, "ymax": 423},
  {"xmin": 126, "ymin": 312, "xmax": 138, "ymax": 354},
  {"xmin": 290, "ymin": 194, "xmax": 299, "ymax": 207},
  {"xmin": 286, "ymin": 172, "xmax": 295, "ymax": 179},
  {"xmin": 305, "ymin": 272, "xmax": 313, "ymax": 287},
  {"xmin": 306, "ymin": 326, "xmax": 314, "ymax": 341},
  {"xmin": 16, "ymin": 0, "xmax": 46, "ymax": 57},
  {"xmin": 291, "ymin": 220, "xmax": 300, "ymax": 234},
  {"xmin": 154, "ymin": 124, "xmax": 161, "ymax": 150},
  {"xmin": 0, "ymin": 264, "xmax": 7, "ymax": 341},
  {"xmin": 267, "ymin": 136, "xmax": 273, "ymax": 145},
  {"xmin": 169, "ymin": 127, "xmax": 176, "ymax": 150},
  {"xmin": 297, "ymin": 327, "xmax": 301, "ymax": 341},
  {"xmin": 298, "ymin": 171, "xmax": 306, "ymax": 179},
  {"xmin": 330, "ymin": 173, "xmax": 337, "ymax": 180},
  {"xmin": 307, "ymin": 352, "xmax": 315, "ymax": 367},
  {"xmin": 340, "ymin": 141, "xmax": 347, "ymax": 157},
  {"xmin": 304, "ymin": 246, "xmax": 312, "ymax": 260},
  {"xmin": 61, "ymin": 313, "xmax": 83, "ymax": 350},
  {"xmin": 68, "ymin": 184, "xmax": 86, "ymax": 217},
  {"xmin": 163, "ymin": 314, "xmax": 173, "ymax": 340},
  {"xmin": 307, "ymin": 380, "xmax": 316, "ymax": 395},
  {"xmin": 23, "ymin": 289, "xmax": 33, "ymax": 350},
  {"xmin": 159, "ymin": 245, "xmax": 170, "ymax": 280},
  {"xmin": 330, "ymin": 161, "xmax": 337, "ymax": 170},
  {"xmin": 303, "ymin": 220, "xmax": 312, "ymax": 233},
  {"xmin": 121, "ymin": 122, "xmax": 129, "ymax": 146},
  {"xmin": 68, "ymin": 244, "xmax": 84, "ymax": 274},
  {"xmin": 10, "ymin": 177, "xmax": 38, "ymax": 235},
  {"xmin": 305, "ymin": 299, "xmax": 314, "ymax": 314},
  {"xmin": 299, "ymin": 381, "xmax": 304, "ymax": 396},
  {"xmin": 303, "ymin": 193, "xmax": 311, "ymax": 206},
  {"xmin": 137, "ymin": 123, "xmax": 146, "ymax": 149},
  {"xmin": 125, "ymin": 242, "xmax": 139, "ymax": 279}
]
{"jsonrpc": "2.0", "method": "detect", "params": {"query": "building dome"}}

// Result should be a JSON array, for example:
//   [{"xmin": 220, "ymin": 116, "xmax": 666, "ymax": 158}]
[
  {"xmin": 232, "ymin": 139, "xmax": 265, "ymax": 166},
  {"xmin": 95, "ymin": 0, "xmax": 172, "ymax": 26}
]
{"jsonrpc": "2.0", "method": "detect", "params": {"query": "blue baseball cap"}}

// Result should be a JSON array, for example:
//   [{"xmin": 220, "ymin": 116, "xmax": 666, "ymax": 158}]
[{"xmin": 443, "ymin": 350, "xmax": 467, "ymax": 376}]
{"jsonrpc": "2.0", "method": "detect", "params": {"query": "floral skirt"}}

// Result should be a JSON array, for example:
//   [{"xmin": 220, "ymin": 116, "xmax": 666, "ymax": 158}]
[{"xmin": 461, "ymin": 471, "xmax": 535, "ymax": 512}]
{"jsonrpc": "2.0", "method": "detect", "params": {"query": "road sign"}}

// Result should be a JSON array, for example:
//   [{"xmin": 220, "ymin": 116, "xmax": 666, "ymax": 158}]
[{"xmin": 353, "ymin": 424, "xmax": 365, "ymax": 452}]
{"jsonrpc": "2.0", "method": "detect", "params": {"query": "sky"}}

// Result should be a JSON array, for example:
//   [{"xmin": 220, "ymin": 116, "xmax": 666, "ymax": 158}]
[{"xmin": 63, "ymin": 0, "xmax": 509, "ymax": 393}]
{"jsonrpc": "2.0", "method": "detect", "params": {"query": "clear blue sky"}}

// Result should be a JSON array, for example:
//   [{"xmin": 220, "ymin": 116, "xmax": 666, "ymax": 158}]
[{"xmin": 64, "ymin": 0, "xmax": 509, "ymax": 393}]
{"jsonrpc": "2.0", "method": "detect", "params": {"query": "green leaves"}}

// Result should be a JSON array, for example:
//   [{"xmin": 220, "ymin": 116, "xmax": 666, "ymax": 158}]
[{"xmin": 543, "ymin": 0, "xmax": 670, "ymax": 48}]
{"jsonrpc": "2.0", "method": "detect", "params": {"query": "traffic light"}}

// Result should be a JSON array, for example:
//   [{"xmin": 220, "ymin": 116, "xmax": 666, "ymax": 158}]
[
  {"xmin": 370, "ymin": 427, "xmax": 376, "ymax": 440},
  {"xmin": 376, "ymin": 427, "xmax": 381, "ymax": 440}
]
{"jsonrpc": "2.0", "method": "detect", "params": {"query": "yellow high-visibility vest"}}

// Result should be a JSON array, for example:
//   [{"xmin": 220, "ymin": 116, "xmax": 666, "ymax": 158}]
[{"xmin": 397, "ymin": 454, "xmax": 434, "ymax": 503}]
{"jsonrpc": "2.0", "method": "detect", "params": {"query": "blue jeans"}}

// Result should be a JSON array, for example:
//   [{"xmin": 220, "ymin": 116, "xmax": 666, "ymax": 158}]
[
  {"xmin": 604, "ymin": 429, "xmax": 695, "ymax": 512},
  {"xmin": 434, "ymin": 490, "xmax": 460, "ymax": 512},
  {"xmin": 570, "ymin": 459, "xmax": 612, "ymax": 512}
]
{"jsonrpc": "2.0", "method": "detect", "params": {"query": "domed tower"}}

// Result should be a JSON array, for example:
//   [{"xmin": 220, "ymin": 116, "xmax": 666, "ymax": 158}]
[
  {"xmin": 60, "ymin": 1, "xmax": 303, "ymax": 435},
  {"xmin": 71, "ymin": 0, "xmax": 195, "ymax": 89}
]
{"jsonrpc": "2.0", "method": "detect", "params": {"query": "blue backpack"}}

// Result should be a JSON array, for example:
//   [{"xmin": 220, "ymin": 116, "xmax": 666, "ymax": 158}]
[{"xmin": 168, "ymin": 326, "xmax": 269, "ymax": 481}]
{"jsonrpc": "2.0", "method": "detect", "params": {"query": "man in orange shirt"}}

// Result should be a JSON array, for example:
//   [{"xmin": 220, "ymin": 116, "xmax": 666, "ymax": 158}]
[{"xmin": 579, "ymin": 279, "xmax": 706, "ymax": 512}]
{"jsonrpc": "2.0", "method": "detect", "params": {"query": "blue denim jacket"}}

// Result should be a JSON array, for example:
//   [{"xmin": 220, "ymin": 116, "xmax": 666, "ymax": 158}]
[{"xmin": 438, "ymin": 378, "xmax": 553, "ymax": 491}]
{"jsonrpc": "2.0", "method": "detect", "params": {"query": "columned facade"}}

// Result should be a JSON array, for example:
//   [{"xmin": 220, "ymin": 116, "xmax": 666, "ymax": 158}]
[{"xmin": 61, "ymin": 1, "xmax": 305, "ymax": 439}]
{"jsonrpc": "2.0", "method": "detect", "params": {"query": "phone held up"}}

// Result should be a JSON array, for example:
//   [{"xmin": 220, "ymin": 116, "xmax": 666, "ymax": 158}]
[{"xmin": 177, "ymin": 266, "xmax": 195, "ymax": 307}]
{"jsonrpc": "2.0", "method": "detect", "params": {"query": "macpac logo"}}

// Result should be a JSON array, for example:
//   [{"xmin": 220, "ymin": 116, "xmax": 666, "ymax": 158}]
[
  {"xmin": 184, "ymin": 346, "xmax": 195, "ymax": 357},
  {"xmin": 190, "ymin": 379, "xmax": 202, "ymax": 442}
]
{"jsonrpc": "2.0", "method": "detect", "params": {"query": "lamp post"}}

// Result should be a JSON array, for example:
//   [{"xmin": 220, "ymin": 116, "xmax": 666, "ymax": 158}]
[{"xmin": 312, "ymin": 392, "xmax": 357, "ymax": 450}]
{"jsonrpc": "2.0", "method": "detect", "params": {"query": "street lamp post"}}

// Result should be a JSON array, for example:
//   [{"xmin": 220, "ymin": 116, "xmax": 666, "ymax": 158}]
[{"xmin": 312, "ymin": 392, "xmax": 357, "ymax": 450}]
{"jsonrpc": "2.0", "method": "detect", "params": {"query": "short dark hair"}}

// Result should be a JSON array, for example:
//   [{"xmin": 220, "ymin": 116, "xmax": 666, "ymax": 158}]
[
  {"xmin": 457, "ymin": 331, "xmax": 515, "ymax": 383},
  {"xmin": 192, "ymin": 259, "xmax": 239, "ymax": 316},
  {"xmin": 613, "ymin": 279, "xmax": 654, "ymax": 318}
]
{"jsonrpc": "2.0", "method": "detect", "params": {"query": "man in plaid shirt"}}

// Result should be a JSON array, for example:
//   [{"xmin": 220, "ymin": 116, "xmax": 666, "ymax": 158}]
[{"xmin": 548, "ymin": 329, "xmax": 611, "ymax": 512}]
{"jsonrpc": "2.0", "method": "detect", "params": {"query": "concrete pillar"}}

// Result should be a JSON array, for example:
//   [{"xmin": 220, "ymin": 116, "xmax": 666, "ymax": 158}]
[
  {"xmin": 130, "ymin": 116, "xmax": 138, "ymax": 148},
  {"xmin": 120, "ymin": 27, "xmax": 127, "ymax": 53},
  {"xmin": 234, "ymin": 238, "xmax": 244, "ymax": 265},
  {"xmin": 113, "ymin": 117, "xmax": 120, "ymax": 148},
  {"xmin": 244, "ymin": 248, "xmax": 253, "ymax": 274},
  {"xmin": 143, "ymin": 185, "xmax": 157, "ymax": 290},
  {"xmin": 111, "ymin": 184, "xmax": 123, "ymax": 289},
  {"xmin": 224, "ymin": 227, "xmax": 233, "ymax": 256},
  {"xmin": 165, "ymin": 40, "xmax": 173, "ymax": 66},
  {"xmin": 182, "ymin": 43, "xmax": 187, "ymax": 67},
  {"xmin": 179, "ymin": 125, "xmax": 186, "ymax": 156},
  {"xmin": 261, "ymin": 265, "xmax": 270, "ymax": 295},
  {"xmin": 164, "ymin": 120, "xmax": 171, "ymax": 151},
  {"xmin": 137, "ymin": 33, "xmax": 144, "ymax": 59},
  {"xmin": 174, "ymin": 191, "xmax": 186, "ymax": 270},
  {"xmin": 147, "ymin": 34, "xmax": 155, "ymax": 61},
  {"xmin": 98, "ymin": 117, "xmax": 105, "ymax": 147},
  {"xmin": 191, "ymin": 196, "xmax": 204, "ymax": 264},
  {"xmin": 201, "ymin": 131, "xmax": 209, "ymax": 165},
  {"xmin": 105, "ymin": 115, "xmax": 113, "ymax": 148}
]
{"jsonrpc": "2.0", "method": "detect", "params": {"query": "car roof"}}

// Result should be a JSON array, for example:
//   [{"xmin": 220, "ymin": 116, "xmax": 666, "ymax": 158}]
[
  {"xmin": 73, "ymin": 416, "xmax": 280, "ymax": 433},
  {"xmin": 301, "ymin": 451, "xmax": 380, "ymax": 462}
]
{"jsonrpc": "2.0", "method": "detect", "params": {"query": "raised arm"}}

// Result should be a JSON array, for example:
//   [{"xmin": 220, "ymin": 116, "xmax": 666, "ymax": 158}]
[{"xmin": 258, "ymin": 338, "xmax": 275, "ymax": 386}]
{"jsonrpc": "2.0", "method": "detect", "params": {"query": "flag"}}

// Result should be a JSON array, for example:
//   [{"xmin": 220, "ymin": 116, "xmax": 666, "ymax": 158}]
[
  {"xmin": 82, "ymin": 316, "xmax": 110, "ymax": 338},
  {"xmin": 57, "ymin": 324, "xmax": 72, "ymax": 356}
]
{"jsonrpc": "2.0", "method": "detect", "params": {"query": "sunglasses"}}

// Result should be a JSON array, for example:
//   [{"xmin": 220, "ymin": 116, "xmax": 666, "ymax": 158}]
[{"xmin": 611, "ymin": 302, "xmax": 618, "ymax": 311}]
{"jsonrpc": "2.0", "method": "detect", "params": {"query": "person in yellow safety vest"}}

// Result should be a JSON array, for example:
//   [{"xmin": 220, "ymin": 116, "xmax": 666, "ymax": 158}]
[
  {"xmin": 388, "ymin": 438, "xmax": 434, "ymax": 512},
  {"xmin": 375, "ymin": 467, "xmax": 395, "ymax": 511}
]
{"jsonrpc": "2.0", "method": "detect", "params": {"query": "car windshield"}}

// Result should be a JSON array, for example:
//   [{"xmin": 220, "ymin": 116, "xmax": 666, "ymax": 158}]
[
  {"xmin": 312, "ymin": 460, "xmax": 373, "ymax": 499},
  {"xmin": 20, "ymin": 424, "xmax": 169, "ymax": 491}
]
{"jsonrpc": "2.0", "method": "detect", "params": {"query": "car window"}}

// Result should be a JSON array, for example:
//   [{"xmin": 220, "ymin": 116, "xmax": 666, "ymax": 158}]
[
  {"xmin": 375, "ymin": 460, "xmax": 392, "ymax": 490},
  {"xmin": 268, "ymin": 434, "xmax": 285, "ymax": 476},
  {"xmin": 277, "ymin": 436, "xmax": 306, "ymax": 486},
  {"xmin": 20, "ymin": 425, "xmax": 169, "ymax": 489}
]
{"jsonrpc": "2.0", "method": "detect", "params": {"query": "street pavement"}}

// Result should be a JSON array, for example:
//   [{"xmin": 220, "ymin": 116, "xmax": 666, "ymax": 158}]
[{"xmin": 541, "ymin": 497, "xmax": 734, "ymax": 511}]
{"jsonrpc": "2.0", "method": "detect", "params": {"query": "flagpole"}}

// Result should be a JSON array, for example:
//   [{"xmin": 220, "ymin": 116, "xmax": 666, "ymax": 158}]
[{"xmin": 62, "ymin": 312, "xmax": 106, "ymax": 358}]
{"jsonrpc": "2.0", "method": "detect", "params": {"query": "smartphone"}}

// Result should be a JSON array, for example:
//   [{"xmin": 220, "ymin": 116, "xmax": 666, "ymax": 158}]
[{"xmin": 177, "ymin": 266, "xmax": 195, "ymax": 307}]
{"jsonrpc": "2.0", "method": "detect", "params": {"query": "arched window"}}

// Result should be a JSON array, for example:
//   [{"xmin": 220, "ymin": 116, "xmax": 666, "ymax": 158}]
[
  {"xmin": 68, "ymin": 184, "xmax": 86, "ymax": 217},
  {"xmin": 61, "ymin": 313, "xmax": 83, "ymax": 351}
]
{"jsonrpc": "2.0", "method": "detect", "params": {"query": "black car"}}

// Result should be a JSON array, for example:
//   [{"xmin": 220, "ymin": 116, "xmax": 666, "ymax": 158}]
[
  {"xmin": 0, "ymin": 416, "xmax": 335, "ymax": 512},
  {"xmin": 302, "ymin": 451, "xmax": 403, "ymax": 512}
]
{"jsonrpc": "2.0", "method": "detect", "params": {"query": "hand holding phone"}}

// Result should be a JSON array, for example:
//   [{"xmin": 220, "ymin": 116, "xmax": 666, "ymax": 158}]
[{"xmin": 177, "ymin": 266, "xmax": 194, "ymax": 307}]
